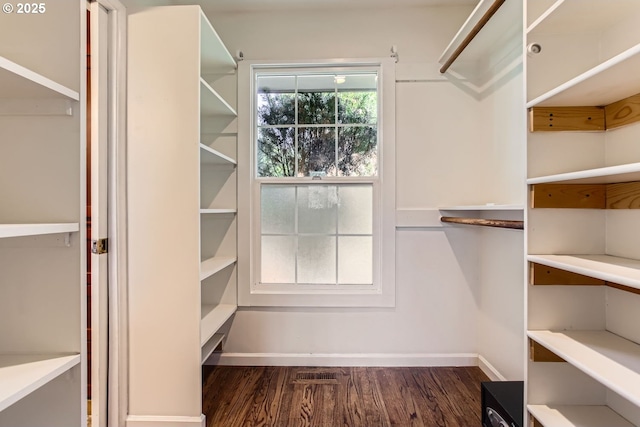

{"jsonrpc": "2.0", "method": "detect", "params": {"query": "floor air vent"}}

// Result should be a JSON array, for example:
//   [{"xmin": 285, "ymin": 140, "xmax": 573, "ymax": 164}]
[{"xmin": 293, "ymin": 371, "xmax": 340, "ymax": 384}]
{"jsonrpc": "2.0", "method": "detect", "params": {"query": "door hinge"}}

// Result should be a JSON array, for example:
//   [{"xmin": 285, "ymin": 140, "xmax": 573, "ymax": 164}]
[{"xmin": 91, "ymin": 238, "xmax": 108, "ymax": 255}]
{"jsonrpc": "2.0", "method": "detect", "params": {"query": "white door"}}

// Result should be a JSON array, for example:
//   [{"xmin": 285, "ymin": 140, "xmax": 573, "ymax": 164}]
[{"xmin": 90, "ymin": 3, "xmax": 109, "ymax": 426}]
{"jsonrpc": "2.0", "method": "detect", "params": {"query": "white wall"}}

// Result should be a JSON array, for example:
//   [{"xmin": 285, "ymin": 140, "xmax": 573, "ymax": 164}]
[{"xmin": 207, "ymin": 5, "xmax": 524, "ymax": 375}]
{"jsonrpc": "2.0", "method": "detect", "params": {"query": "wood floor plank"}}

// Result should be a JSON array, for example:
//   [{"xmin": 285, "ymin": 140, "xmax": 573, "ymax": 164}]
[
  {"xmin": 403, "ymin": 368, "xmax": 448, "ymax": 427},
  {"xmin": 203, "ymin": 366, "xmax": 491, "ymax": 427},
  {"xmin": 243, "ymin": 367, "xmax": 287, "ymax": 427},
  {"xmin": 355, "ymin": 367, "xmax": 392, "ymax": 427},
  {"xmin": 337, "ymin": 368, "xmax": 367, "ymax": 427}
]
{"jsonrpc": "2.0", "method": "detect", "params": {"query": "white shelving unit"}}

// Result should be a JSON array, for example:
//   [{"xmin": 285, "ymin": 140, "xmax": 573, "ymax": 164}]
[
  {"xmin": 525, "ymin": 1, "xmax": 640, "ymax": 426},
  {"xmin": 128, "ymin": 5, "xmax": 237, "ymax": 424},
  {"xmin": 198, "ymin": 5, "xmax": 238, "ymax": 369},
  {"xmin": 0, "ymin": 2, "xmax": 86, "ymax": 426}
]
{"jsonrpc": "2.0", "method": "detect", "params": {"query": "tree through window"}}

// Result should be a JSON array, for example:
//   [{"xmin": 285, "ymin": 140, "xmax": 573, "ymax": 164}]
[{"xmin": 256, "ymin": 72, "xmax": 378, "ymax": 178}]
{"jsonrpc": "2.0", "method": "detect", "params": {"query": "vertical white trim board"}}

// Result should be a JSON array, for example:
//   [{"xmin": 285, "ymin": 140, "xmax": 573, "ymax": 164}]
[{"xmin": 208, "ymin": 352, "xmax": 479, "ymax": 367}]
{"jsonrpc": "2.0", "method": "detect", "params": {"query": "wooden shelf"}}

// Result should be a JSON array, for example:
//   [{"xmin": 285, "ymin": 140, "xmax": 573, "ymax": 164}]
[
  {"xmin": 0, "ymin": 56, "xmax": 79, "ymax": 101},
  {"xmin": 0, "ymin": 223, "xmax": 79, "ymax": 239},
  {"xmin": 0, "ymin": 354, "xmax": 80, "ymax": 413},
  {"xmin": 527, "ymin": 330, "xmax": 640, "ymax": 407},
  {"xmin": 201, "ymin": 304, "xmax": 236, "ymax": 347},
  {"xmin": 526, "ymin": 43, "xmax": 640, "ymax": 107},
  {"xmin": 527, "ymin": 0, "xmax": 640, "ymax": 35},
  {"xmin": 200, "ymin": 144, "xmax": 236, "ymax": 165},
  {"xmin": 200, "ymin": 256, "xmax": 236, "ymax": 281},
  {"xmin": 528, "ymin": 254, "xmax": 640, "ymax": 290},
  {"xmin": 200, "ymin": 78, "xmax": 236, "ymax": 117},
  {"xmin": 528, "ymin": 163, "xmax": 640, "ymax": 185},
  {"xmin": 201, "ymin": 333, "xmax": 224, "ymax": 364},
  {"xmin": 200, "ymin": 11, "xmax": 236, "ymax": 73},
  {"xmin": 528, "ymin": 404, "xmax": 634, "ymax": 427},
  {"xmin": 439, "ymin": 204, "xmax": 523, "ymax": 211},
  {"xmin": 200, "ymin": 209, "xmax": 236, "ymax": 215}
]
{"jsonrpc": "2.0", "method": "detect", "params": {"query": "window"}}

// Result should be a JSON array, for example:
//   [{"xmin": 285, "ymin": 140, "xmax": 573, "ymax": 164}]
[{"xmin": 238, "ymin": 59, "xmax": 396, "ymax": 307}]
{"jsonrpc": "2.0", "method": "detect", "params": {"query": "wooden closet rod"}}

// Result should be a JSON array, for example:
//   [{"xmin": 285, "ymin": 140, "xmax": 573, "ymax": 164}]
[
  {"xmin": 440, "ymin": 216, "xmax": 524, "ymax": 230},
  {"xmin": 439, "ymin": 0, "xmax": 506, "ymax": 74}
]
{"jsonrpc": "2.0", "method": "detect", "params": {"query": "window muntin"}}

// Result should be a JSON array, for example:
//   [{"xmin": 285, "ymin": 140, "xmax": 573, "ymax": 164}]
[{"xmin": 256, "ymin": 70, "xmax": 378, "ymax": 178}]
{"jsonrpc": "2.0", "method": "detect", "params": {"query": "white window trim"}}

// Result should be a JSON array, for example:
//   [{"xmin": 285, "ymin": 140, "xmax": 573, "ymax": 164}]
[{"xmin": 237, "ymin": 58, "xmax": 396, "ymax": 307}]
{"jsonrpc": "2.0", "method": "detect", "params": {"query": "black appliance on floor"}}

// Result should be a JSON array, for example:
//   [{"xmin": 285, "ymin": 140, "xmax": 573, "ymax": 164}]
[{"xmin": 481, "ymin": 381, "xmax": 523, "ymax": 427}]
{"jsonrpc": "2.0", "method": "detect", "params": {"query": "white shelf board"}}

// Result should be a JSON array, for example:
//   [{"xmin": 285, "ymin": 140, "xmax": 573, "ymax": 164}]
[
  {"xmin": 439, "ymin": 0, "xmax": 518, "ymax": 64},
  {"xmin": 200, "ymin": 78, "xmax": 236, "ymax": 117},
  {"xmin": 527, "ymin": 330, "xmax": 640, "ymax": 407},
  {"xmin": 201, "ymin": 304, "xmax": 236, "ymax": 346},
  {"xmin": 0, "ymin": 56, "xmax": 79, "ymax": 101},
  {"xmin": 439, "ymin": 204, "xmax": 524, "ymax": 211},
  {"xmin": 200, "ymin": 209, "xmax": 236, "ymax": 215},
  {"xmin": 528, "ymin": 254, "xmax": 640, "ymax": 290},
  {"xmin": 527, "ymin": 0, "xmax": 640, "ymax": 35},
  {"xmin": 200, "ymin": 144, "xmax": 236, "ymax": 165},
  {"xmin": 200, "ymin": 256, "xmax": 236, "ymax": 281},
  {"xmin": 527, "ymin": 43, "xmax": 640, "ymax": 107},
  {"xmin": 528, "ymin": 163, "xmax": 640, "ymax": 185},
  {"xmin": 0, "ymin": 354, "xmax": 80, "ymax": 412},
  {"xmin": 200, "ymin": 11, "xmax": 236, "ymax": 73},
  {"xmin": 528, "ymin": 404, "xmax": 634, "ymax": 427},
  {"xmin": 201, "ymin": 333, "xmax": 224, "ymax": 364},
  {"xmin": 438, "ymin": 0, "xmax": 521, "ymax": 87},
  {"xmin": 0, "ymin": 223, "xmax": 79, "ymax": 239}
]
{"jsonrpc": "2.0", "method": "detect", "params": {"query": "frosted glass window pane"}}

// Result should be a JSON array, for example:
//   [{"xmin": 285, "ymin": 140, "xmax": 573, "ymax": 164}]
[
  {"xmin": 261, "ymin": 236, "xmax": 296, "ymax": 283},
  {"xmin": 338, "ymin": 236, "xmax": 372, "ymax": 284},
  {"xmin": 297, "ymin": 186, "xmax": 337, "ymax": 234},
  {"xmin": 297, "ymin": 236, "xmax": 336, "ymax": 284},
  {"xmin": 338, "ymin": 185, "xmax": 372, "ymax": 234},
  {"xmin": 261, "ymin": 186, "xmax": 295, "ymax": 234}
]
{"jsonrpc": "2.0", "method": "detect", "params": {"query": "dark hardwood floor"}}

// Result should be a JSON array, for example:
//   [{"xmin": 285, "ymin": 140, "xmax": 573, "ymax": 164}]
[{"xmin": 202, "ymin": 366, "xmax": 489, "ymax": 427}]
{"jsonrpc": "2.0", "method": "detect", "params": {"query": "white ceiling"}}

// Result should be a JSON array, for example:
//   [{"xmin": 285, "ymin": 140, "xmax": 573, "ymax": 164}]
[{"xmin": 122, "ymin": 0, "xmax": 478, "ymax": 13}]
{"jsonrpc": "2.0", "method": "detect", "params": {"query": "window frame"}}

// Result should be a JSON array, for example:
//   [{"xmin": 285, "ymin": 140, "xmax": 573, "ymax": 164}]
[{"xmin": 238, "ymin": 58, "xmax": 396, "ymax": 307}]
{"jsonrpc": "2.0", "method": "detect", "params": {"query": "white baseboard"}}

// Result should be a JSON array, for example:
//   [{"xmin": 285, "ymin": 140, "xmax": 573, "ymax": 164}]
[
  {"xmin": 477, "ymin": 354, "xmax": 506, "ymax": 381},
  {"xmin": 126, "ymin": 414, "xmax": 205, "ymax": 427},
  {"xmin": 207, "ymin": 352, "xmax": 479, "ymax": 367}
]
